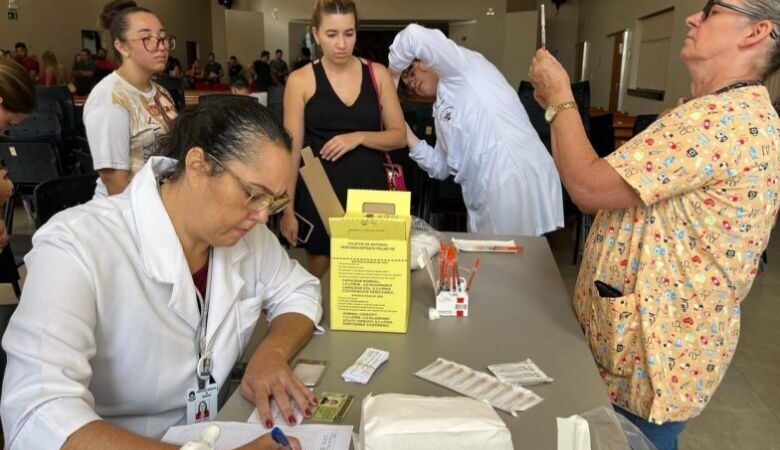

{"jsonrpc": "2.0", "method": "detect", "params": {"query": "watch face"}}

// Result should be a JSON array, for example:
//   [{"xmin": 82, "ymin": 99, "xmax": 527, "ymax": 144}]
[{"xmin": 545, "ymin": 106, "xmax": 555, "ymax": 123}]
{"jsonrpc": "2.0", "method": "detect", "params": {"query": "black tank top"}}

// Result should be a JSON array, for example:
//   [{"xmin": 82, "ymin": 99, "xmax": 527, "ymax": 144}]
[
  {"xmin": 304, "ymin": 60, "xmax": 382, "ymax": 153},
  {"xmin": 295, "ymin": 59, "xmax": 387, "ymax": 256}
]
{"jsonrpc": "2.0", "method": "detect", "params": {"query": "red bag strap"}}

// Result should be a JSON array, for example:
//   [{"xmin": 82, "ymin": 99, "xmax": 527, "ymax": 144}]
[{"xmin": 365, "ymin": 59, "xmax": 393, "ymax": 165}]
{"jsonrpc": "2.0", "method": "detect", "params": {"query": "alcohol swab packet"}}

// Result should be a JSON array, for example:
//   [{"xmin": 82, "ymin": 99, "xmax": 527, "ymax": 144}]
[
  {"xmin": 488, "ymin": 359, "xmax": 553, "ymax": 386},
  {"xmin": 341, "ymin": 348, "xmax": 389, "ymax": 384}
]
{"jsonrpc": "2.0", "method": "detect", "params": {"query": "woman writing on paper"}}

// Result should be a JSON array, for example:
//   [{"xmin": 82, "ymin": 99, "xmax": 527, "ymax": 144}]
[
  {"xmin": 281, "ymin": 0, "xmax": 406, "ymax": 278},
  {"xmin": 1, "ymin": 98, "xmax": 310, "ymax": 450},
  {"xmin": 389, "ymin": 24, "xmax": 564, "ymax": 236}
]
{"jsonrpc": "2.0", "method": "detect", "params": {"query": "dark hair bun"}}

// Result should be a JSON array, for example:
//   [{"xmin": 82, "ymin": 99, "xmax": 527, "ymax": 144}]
[{"xmin": 100, "ymin": 0, "xmax": 138, "ymax": 30}]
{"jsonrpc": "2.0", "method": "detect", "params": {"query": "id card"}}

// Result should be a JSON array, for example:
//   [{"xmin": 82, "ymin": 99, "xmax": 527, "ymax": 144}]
[
  {"xmin": 311, "ymin": 392, "xmax": 354, "ymax": 423},
  {"xmin": 186, "ymin": 385, "xmax": 219, "ymax": 425},
  {"xmin": 293, "ymin": 359, "xmax": 328, "ymax": 387}
]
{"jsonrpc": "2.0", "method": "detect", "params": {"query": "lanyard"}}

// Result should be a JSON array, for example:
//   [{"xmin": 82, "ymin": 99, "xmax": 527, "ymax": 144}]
[
  {"xmin": 194, "ymin": 248, "xmax": 214, "ymax": 389},
  {"xmin": 713, "ymin": 80, "xmax": 762, "ymax": 95}
]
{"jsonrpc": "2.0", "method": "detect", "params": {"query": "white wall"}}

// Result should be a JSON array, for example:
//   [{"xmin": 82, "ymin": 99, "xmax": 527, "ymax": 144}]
[
  {"xmin": 225, "ymin": 9, "xmax": 265, "ymax": 67},
  {"xmin": 253, "ymin": 0, "xmax": 510, "ymax": 71},
  {"xmin": 539, "ymin": 0, "xmax": 580, "ymax": 77},
  {"xmin": 577, "ymin": 0, "xmax": 701, "ymax": 114},
  {"xmin": 503, "ymin": 11, "xmax": 537, "ymax": 89}
]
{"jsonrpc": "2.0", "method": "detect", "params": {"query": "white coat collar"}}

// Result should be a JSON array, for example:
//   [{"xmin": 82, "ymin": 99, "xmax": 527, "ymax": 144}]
[{"xmin": 129, "ymin": 157, "xmax": 250, "ymax": 331}]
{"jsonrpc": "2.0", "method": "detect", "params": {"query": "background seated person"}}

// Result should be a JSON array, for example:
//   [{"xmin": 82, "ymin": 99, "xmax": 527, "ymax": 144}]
[{"xmin": 231, "ymin": 75, "xmax": 268, "ymax": 106}]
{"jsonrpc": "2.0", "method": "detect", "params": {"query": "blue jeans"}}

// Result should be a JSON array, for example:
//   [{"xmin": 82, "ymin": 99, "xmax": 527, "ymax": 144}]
[{"xmin": 614, "ymin": 406, "xmax": 687, "ymax": 450}]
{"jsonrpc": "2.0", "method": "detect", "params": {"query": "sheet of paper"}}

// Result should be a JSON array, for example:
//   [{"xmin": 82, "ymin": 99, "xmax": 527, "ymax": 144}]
[
  {"xmin": 451, "ymin": 238, "xmax": 520, "ymax": 253},
  {"xmin": 247, "ymin": 402, "xmax": 304, "ymax": 428},
  {"xmin": 162, "ymin": 421, "xmax": 353, "ymax": 450}
]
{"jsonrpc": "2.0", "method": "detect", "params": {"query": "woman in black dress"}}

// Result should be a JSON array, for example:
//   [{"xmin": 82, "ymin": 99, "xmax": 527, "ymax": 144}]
[{"xmin": 282, "ymin": 0, "xmax": 405, "ymax": 278}]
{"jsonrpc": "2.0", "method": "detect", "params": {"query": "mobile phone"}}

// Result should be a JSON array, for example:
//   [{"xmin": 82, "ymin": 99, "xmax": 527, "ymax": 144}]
[
  {"xmin": 594, "ymin": 280, "xmax": 623, "ymax": 298},
  {"xmin": 295, "ymin": 212, "xmax": 314, "ymax": 244},
  {"xmin": 293, "ymin": 359, "xmax": 327, "ymax": 387}
]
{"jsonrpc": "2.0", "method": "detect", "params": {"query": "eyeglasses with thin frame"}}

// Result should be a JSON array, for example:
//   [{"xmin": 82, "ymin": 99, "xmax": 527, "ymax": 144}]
[
  {"xmin": 702, "ymin": 0, "xmax": 779, "ymax": 40},
  {"xmin": 128, "ymin": 35, "xmax": 177, "ymax": 53},
  {"xmin": 401, "ymin": 60, "xmax": 421, "ymax": 86},
  {"xmin": 206, "ymin": 153, "xmax": 290, "ymax": 215}
]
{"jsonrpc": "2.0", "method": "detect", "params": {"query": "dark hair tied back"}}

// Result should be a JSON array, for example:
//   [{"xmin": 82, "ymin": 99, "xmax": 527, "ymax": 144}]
[
  {"xmin": 157, "ymin": 97, "xmax": 292, "ymax": 181},
  {"xmin": 100, "ymin": 0, "xmax": 152, "ymax": 50}
]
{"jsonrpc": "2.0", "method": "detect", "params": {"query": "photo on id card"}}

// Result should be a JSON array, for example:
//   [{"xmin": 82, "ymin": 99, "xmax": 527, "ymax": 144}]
[
  {"xmin": 186, "ymin": 385, "xmax": 219, "ymax": 425},
  {"xmin": 311, "ymin": 392, "xmax": 355, "ymax": 423}
]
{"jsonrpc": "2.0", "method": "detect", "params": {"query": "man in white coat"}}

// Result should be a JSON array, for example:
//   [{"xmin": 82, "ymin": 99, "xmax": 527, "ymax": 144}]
[{"xmin": 389, "ymin": 24, "xmax": 563, "ymax": 236}]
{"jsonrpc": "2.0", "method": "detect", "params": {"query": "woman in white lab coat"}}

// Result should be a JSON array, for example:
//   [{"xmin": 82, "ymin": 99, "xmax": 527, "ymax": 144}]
[
  {"xmin": 0, "ymin": 97, "xmax": 314, "ymax": 450},
  {"xmin": 389, "ymin": 24, "xmax": 564, "ymax": 236}
]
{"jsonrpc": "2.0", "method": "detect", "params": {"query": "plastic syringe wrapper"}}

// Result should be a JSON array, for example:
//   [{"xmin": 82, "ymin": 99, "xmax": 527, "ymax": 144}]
[{"xmin": 415, "ymin": 358, "xmax": 543, "ymax": 415}]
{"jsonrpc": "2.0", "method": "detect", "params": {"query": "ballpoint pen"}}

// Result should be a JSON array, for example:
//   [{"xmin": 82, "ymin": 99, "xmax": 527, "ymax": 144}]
[{"xmin": 271, "ymin": 427, "xmax": 293, "ymax": 450}]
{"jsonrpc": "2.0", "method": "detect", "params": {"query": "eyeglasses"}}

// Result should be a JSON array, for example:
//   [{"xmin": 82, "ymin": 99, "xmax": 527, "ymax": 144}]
[
  {"xmin": 702, "ymin": 0, "xmax": 779, "ymax": 40},
  {"xmin": 400, "ymin": 61, "xmax": 420, "ymax": 86},
  {"xmin": 207, "ymin": 154, "xmax": 290, "ymax": 215},
  {"xmin": 129, "ymin": 35, "xmax": 177, "ymax": 53}
]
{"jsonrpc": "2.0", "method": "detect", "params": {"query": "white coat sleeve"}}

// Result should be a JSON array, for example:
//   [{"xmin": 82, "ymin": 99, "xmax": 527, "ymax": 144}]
[
  {"xmin": 256, "ymin": 226, "xmax": 323, "ymax": 326},
  {"xmin": 409, "ymin": 139, "xmax": 450, "ymax": 180},
  {"xmin": 84, "ymin": 103, "xmax": 131, "ymax": 171},
  {"xmin": 0, "ymin": 230, "xmax": 101, "ymax": 450},
  {"xmin": 388, "ymin": 24, "xmax": 470, "ymax": 79},
  {"xmin": 409, "ymin": 116, "xmax": 469, "ymax": 181}
]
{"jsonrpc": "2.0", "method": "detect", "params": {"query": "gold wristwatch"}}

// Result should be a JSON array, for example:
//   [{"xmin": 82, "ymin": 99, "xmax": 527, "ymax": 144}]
[{"xmin": 544, "ymin": 101, "xmax": 578, "ymax": 124}]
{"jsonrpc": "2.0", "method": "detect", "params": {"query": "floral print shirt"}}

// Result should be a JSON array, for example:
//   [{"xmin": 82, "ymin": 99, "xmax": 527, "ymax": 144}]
[{"xmin": 574, "ymin": 85, "xmax": 780, "ymax": 423}]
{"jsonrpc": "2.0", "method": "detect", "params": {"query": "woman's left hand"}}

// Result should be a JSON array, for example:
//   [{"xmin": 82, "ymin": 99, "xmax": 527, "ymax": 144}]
[
  {"xmin": 240, "ymin": 350, "xmax": 318, "ymax": 429},
  {"xmin": 529, "ymin": 48, "xmax": 574, "ymax": 109},
  {"xmin": 320, "ymin": 132, "xmax": 364, "ymax": 161}
]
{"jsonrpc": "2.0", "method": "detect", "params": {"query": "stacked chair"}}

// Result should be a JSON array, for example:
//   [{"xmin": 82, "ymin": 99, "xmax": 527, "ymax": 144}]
[{"xmin": 0, "ymin": 85, "xmax": 96, "ymax": 298}]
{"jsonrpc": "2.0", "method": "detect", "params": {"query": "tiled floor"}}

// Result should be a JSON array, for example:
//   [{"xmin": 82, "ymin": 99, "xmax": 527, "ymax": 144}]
[
  {"xmin": 547, "ymin": 222, "xmax": 780, "ymax": 450},
  {"xmin": 2, "ymin": 210, "xmax": 778, "ymax": 449}
]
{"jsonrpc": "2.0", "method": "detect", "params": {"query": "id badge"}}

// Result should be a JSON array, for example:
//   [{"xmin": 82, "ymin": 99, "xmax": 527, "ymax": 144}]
[{"xmin": 186, "ymin": 384, "xmax": 219, "ymax": 425}]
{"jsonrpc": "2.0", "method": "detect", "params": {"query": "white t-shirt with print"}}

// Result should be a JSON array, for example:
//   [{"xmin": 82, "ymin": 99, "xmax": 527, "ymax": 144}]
[{"xmin": 84, "ymin": 71, "xmax": 177, "ymax": 198}]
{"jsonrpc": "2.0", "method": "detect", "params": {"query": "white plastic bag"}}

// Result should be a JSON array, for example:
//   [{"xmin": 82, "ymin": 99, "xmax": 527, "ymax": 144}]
[
  {"xmin": 410, "ymin": 217, "xmax": 441, "ymax": 270},
  {"xmin": 360, "ymin": 393, "xmax": 514, "ymax": 450}
]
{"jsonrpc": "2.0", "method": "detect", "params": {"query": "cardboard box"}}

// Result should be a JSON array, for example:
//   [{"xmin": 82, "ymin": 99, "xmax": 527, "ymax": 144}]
[
  {"xmin": 329, "ymin": 190, "xmax": 412, "ymax": 333},
  {"xmin": 299, "ymin": 147, "xmax": 344, "ymax": 236}
]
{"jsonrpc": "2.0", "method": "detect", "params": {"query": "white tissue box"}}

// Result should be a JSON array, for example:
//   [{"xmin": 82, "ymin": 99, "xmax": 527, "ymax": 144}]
[{"xmin": 360, "ymin": 393, "xmax": 514, "ymax": 450}]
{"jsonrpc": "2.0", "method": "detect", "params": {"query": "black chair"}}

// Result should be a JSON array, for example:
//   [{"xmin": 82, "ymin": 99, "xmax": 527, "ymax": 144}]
[
  {"xmin": 156, "ymin": 76, "xmax": 186, "ymax": 112},
  {"xmin": 32, "ymin": 94, "xmax": 64, "ymax": 126},
  {"xmin": 0, "ymin": 191, "xmax": 26, "ymax": 299},
  {"xmin": 3, "ymin": 113, "xmax": 63, "ymax": 146},
  {"xmin": 35, "ymin": 86, "xmax": 78, "ymax": 141},
  {"xmin": 517, "ymin": 80, "xmax": 592, "ymax": 152},
  {"xmin": 33, "ymin": 174, "xmax": 98, "ymax": 227},
  {"xmin": 0, "ymin": 142, "xmax": 62, "ymax": 189},
  {"xmin": 0, "ymin": 239, "xmax": 22, "ymax": 299},
  {"xmin": 73, "ymin": 136, "xmax": 96, "ymax": 175},
  {"xmin": 633, "ymin": 114, "xmax": 659, "ymax": 136},
  {"xmin": 590, "ymin": 113, "xmax": 615, "ymax": 158}
]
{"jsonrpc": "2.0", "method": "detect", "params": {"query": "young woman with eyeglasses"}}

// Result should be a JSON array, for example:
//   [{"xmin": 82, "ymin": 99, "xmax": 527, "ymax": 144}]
[{"xmin": 84, "ymin": 0, "xmax": 178, "ymax": 198}]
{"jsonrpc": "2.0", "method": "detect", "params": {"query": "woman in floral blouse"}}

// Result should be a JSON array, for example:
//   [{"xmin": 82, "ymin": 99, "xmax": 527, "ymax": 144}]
[{"xmin": 530, "ymin": 1, "xmax": 780, "ymax": 449}]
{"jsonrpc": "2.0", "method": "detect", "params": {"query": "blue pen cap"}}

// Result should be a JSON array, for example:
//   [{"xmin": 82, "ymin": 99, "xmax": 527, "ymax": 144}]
[{"xmin": 271, "ymin": 426, "xmax": 292, "ymax": 448}]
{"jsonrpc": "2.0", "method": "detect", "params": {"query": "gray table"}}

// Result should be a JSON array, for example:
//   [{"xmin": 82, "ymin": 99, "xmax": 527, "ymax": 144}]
[{"xmin": 218, "ymin": 235, "xmax": 611, "ymax": 449}]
